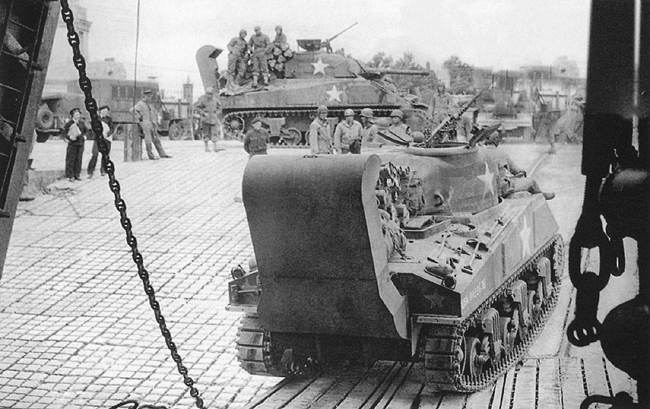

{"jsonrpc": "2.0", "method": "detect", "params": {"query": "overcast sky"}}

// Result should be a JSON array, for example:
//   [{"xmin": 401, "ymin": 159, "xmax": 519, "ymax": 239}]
[{"xmin": 82, "ymin": 0, "xmax": 591, "ymax": 96}]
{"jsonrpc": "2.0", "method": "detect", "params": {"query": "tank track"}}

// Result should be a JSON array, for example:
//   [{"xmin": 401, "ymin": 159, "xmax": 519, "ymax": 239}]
[
  {"xmin": 222, "ymin": 107, "xmax": 432, "ymax": 144},
  {"xmin": 424, "ymin": 234, "xmax": 564, "ymax": 392},
  {"xmin": 235, "ymin": 235, "xmax": 564, "ymax": 391}
]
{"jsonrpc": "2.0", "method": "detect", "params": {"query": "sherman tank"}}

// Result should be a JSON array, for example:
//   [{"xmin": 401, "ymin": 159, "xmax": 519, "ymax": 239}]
[
  {"xmin": 227, "ymin": 141, "xmax": 563, "ymax": 392},
  {"xmin": 196, "ymin": 25, "xmax": 433, "ymax": 145}
]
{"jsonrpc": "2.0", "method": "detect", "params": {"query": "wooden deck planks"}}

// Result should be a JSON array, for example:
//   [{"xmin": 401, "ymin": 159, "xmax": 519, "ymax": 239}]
[
  {"xmin": 511, "ymin": 359, "xmax": 537, "ymax": 409},
  {"xmin": 488, "ymin": 374, "xmax": 507, "ymax": 409},
  {"xmin": 384, "ymin": 363, "xmax": 424, "ymax": 409},
  {"xmin": 335, "ymin": 361, "xmax": 398, "ymax": 409},
  {"xmin": 493, "ymin": 366, "xmax": 516, "ymax": 409},
  {"xmin": 536, "ymin": 358, "xmax": 562, "ymax": 409},
  {"xmin": 604, "ymin": 359, "xmax": 637, "ymax": 402},
  {"xmin": 283, "ymin": 376, "xmax": 339, "ymax": 409},
  {"xmin": 251, "ymin": 377, "xmax": 317, "ymax": 409},
  {"xmin": 436, "ymin": 393, "xmax": 467, "ymax": 409},
  {"xmin": 309, "ymin": 367, "xmax": 372, "ymax": 409},
  {"xmin": 464, "ymin": 383, "xmax": 496, "ymax": 409},
  {"xmin": 582, "ymin": 353, "xmax": 611, "ymax": 398},
  {"xmin": 560, "ymin": 357, "xmax": 587, "ymax": 409},
  {"xmin": 357, "ymin": 363, "xmax": 407, "ymax": 409}
]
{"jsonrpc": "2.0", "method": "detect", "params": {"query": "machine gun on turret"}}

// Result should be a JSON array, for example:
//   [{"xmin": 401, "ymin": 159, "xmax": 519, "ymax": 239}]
[
  {"xmin": 422, "ymin": 90, "xmax": 484, "ymax": 147},
  {"xmin": 297, "ymin": 22, "xmax": 358, "ymax": 52}
]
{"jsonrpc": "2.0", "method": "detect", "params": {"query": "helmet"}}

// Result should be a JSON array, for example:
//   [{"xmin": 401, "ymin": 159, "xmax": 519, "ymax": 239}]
[
  {"xmin": 390, "ymin": 109, "xmax": 404, "ymax": 119},
  {"xmin": 254, "ymin": 25, "xmax": 261, "ymax": 31},
  {"xmin": 360, "ymin": 108, "xmax": 374, "ymax": 118},
  {"xmin": 343, "ymin": 108, "xmax": 355, "ymax": 117},
  {"xmin": 412, "ymin": 131, "xmax": 425, "ymax": 143},
  {"xmin": 205, "ymin": 86, "xmax": 214, "ymax": 94},
  {"xmin": 275, "ymin": 25, "xmax": 283, "ymax": 31},
  {"xmin": 239, "ymin": 29, "xmax": 247, "ymax": 36},
  {"xmin": 317, "ymin": 105, "xmax": 328, "ymax": 113}
]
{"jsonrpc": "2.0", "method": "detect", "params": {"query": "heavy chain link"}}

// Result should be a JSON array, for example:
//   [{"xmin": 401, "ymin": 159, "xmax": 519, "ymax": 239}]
[{"xmin": 59, "ymin": 2, "xmax": 206, "ymax": 408}]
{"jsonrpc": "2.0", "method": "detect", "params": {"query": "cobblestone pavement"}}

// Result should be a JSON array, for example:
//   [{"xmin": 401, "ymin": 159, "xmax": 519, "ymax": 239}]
[{"xmin": 0, "ymin": 141, "xmax": 565, "ymax": 409}]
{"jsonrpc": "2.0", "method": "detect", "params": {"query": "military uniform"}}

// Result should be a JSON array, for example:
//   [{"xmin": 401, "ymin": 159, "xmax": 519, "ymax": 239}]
[
  {"xmin": 248, "ymin": 32, "xmax": 271, "ymax": 76},
  {"xmin": 273, "ymin": 32, "xmax": 287, "ymax": 47},
  {"xmin": 243, "ymin": 127, "xmax": 269, "ymax": 157},
  {"xmin": 133, "ymin": 97, "xmax": 169, "ymax": 160},
  {"xmin": 361, "ymin": 123, "xmax": 379, "ymax": 143},
  {"xmin": 195, "ymin": 93, "xmax": 222, "ymax": 151},
  {"xmin": 333, "ymin": 119, "xmax": 363, "ymax": 154},
  {"xmin": 309, "ymin": 117, "xmax": 332, "ymax": 154},
  {"xmin": 227, "ymin": 36, "xmax": 248, "ymax": 83}
]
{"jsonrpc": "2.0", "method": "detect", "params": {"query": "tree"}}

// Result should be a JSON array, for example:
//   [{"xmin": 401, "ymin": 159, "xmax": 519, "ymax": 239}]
[
  {"xmin": 366, "ymin": 52, "xmax": 438, "ymax": 95},
  {"xmin": 368, "ymin": 52, "xmax": 393, "ymax": 69},
  {"xmin": 443, "ymin": 55, "xmax": 474, "ymax": 94}
]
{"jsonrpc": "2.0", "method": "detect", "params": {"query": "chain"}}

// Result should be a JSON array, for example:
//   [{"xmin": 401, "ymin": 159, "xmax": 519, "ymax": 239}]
[{"xmin": 59, "ymin": 2, "xmax": 206, "ymax": 408}]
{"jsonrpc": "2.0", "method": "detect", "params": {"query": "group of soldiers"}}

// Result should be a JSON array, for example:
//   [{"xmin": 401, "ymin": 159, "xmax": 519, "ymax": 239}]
[
  {"xmin": 227, "ymin": 25, "xmax": 288, "ymax": 88},
  {"xmin": 308, "ymin": 106, "xmax": 412, "ymax": 155}
]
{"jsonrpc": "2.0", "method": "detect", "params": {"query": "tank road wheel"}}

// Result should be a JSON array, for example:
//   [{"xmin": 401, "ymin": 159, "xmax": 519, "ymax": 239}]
[
  {"xmin": 284, "ymin": 127, "xmax": 302, "ymax": 146},
  {"xmin": 168, "ymin": 122, "xmax": 183, "ymax": 140},
  {"xmin": 36, "ymin": 105, "xmax": 54, "ymax": 129},
  {"xmin": 225, "ymin": 115, "xmax": 245, "ymax": 140}
]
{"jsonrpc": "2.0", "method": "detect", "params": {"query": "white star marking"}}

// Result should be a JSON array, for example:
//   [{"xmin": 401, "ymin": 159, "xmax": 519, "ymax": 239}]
[
  {"xmin": 311, "ymin": 58, "xmax": 329, "ymax": 75},
  {"xmin": 477, "ymin": 163, "xmax": 495, "ymax": 197},
  {"xmin": 326, "ymin": 85, "xmax": 344, "ymax": 102},
  {"xmin": 520, "ymin": 216, "xmax": 532, "ymax": 256}
]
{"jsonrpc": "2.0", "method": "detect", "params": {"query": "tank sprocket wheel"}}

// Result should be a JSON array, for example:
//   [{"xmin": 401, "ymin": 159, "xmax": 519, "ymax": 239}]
[{"xmin": 423, "ymin": 234, "xmax": 564, "ymax": 392}]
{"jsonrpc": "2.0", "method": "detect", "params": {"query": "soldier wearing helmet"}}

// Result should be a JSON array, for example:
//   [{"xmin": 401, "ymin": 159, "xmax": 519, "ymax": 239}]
[
  {"xmin": 309, "ymin": 105, "xmax": 333, "ymax": 154},
  {"xmin": 227, "ymin": 29, "xmax": 249, "ymax": 87},
  {"xmin": 273, "ymin": 25, "xmax": 287, "ymax": 47},
  {"xmin": 380, "ymin": 109, "xmax": 412, "ymax": 145},
  {"xmin": 248, "ymin": 26, "xmax": 272, "ymax": 88},
  {"xmin": 243, "ymin": 117, "xmax": 270, "ymax": 158},
  {"xmin": 333, "ymin": 108, "xmax": 363, "ymax": 154},
  {"xmin": 194, "ymin": 87, "xmax": 222, "ymax": 152},
  {"xmin": 359, "ymin": 107, "xmax": 379, "ymax": 144}
]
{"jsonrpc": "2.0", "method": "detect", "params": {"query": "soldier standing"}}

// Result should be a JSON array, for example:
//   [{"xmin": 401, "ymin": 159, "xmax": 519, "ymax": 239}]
[
  {"xmin": 333, "ymin": 108, "xmax": 363, "ymax": 154},
  {"xmin": 227, "ymin": 29, "xmax": 248, "ymax": 87},
  {"xmin": 309, "ymin": 105, "xmax": 333, "ymax": 154},
  {"xmin": 132, "ymin": 89, "xmax": 171, "ymax": 160},
  {"xmin": 273, "ymin": 25, "xmax": 287, "ymax": 47},
  {"xmin": 243, "ymin": 117, "xmax": 270, "ymax": 157},
  {"xmin": 194, "ymin": 87, "xmax": 222, "ymax": 152},
  {"xmin": 248, "ymin": 26, "xmax": 271, "ymax": 88},
  {"xmin": 360, "ymin": 107, "xmax": 379, "ymax": 144}
]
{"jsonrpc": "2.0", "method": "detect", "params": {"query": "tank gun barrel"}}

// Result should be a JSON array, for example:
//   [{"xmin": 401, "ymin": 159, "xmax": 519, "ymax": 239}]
[
  {"xmin": 364, "ymin": 68, "xmax": 430, "ymax": 76},
  {"xmin": 326, "ymin": 22, "xmax": 358, "ymax": 43}
]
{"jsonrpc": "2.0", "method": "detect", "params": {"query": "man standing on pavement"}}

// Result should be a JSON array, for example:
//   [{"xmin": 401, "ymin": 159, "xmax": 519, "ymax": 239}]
[
  {"xmin": 360, "ymin": 107, "xmax": 379, "ymax": 144},
  {"xmin": 194, "ymin": 87, "xmax": 222, "ymax": 152},
  {"xmin": 248, "ymin": 26, "xmax": 271, "ymax": 88},
  {"xmin": 333, "ymin": 109, "xmax": 363, "ymax": 154},
  {"xmin": 227, "ymin": 29, "xmax": 248, "ymax": 87},
  {"xmin": 309, "ymin": 105, "xmax": 333, "ymax": 154},
  {"xmin": 132, "ymin": 89, "xmax": 171, "ymax": 160},
  {"xmin": 243, "ymin": 117, "xmax": 270, "ymax": 158},
  {"xmin": 63, "ymin": 108, "xmax": 87, "ymax": 181},
  {"xmin": 87, "ymin": 105, "xmax": 114, "ymax": 178}
]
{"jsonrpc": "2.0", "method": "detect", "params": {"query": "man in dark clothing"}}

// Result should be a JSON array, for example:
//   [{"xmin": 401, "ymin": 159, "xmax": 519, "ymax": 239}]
[
  {"xmin": 63, "ymin": 108, "xmax": 87, "ymax": 181},
  {"xmin": 243, "ymin": 117, "xmax": 269, "ymax": 157},
  {"xmin": 87, "ymin": 105, "xmax": 114, "ymax": 178}
]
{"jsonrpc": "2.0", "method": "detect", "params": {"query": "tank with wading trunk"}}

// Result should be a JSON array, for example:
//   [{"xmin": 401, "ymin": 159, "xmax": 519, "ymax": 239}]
[
  {"xmin": 227, "ymin": 136, "xmax": 564, "ymax": 392},
  {"xmin": 196, "ymin": 24, "xmax": 433, "ymax": 145}
]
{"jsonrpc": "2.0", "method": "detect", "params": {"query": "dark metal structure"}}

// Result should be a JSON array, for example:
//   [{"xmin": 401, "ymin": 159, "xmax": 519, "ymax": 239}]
[
  {"xmin": 0, "ymin": 0, "xmax": 58, "ymax": 279},
  {"xmin": 229, "ymin": 144, "xmax": 563, "ymax": 392}
]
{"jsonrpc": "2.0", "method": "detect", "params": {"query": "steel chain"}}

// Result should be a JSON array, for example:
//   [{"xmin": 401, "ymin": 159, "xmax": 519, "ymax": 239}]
[{"xmin": 59, "ymin": 1, "xmax": 206, "ymax": 408}]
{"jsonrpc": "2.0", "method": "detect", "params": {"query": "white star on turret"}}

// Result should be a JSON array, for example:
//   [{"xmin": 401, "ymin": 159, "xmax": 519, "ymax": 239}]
[
  {"xmin": 520, "ymin": 216, "xmax": 532, "ymax": 256},
  {"xmin": 477, "ymin": 163, "xmax": 495, "ymax": 197},
  {"xmin": 312, "ymin": 58, "xmax": 329, "ymax": 75},
  {"xmin": 326, "ymin": 85, "xmax": 344, "ymax": 102}
]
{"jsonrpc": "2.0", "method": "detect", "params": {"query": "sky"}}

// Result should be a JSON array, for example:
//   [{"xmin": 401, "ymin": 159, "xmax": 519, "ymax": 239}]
[{"xmin": 79, "ymin": 0, "xmax": 591, "ymax": 97}]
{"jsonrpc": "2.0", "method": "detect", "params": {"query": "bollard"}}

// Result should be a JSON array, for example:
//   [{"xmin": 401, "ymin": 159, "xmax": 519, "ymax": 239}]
[{"xmin": 123, "ymin": 123, "xmax": 143, "ymax": 162}]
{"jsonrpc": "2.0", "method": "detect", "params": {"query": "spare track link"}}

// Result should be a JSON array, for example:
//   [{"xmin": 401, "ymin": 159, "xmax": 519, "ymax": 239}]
[{"xmin": 424, "ymin": 234, "xmax": 564, "ymax": 392}]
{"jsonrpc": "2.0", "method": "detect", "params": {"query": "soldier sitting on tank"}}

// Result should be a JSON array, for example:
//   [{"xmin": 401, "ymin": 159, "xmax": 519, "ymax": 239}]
[
  {"xmin": 486, "ymin": 134, "xmax": 556, "ymax": 200},
  {"xmin": 248, "ymin": 26, "xmax": 272, "ymax": 88},
  {"xmin": 309, "ymin": 105, "xmax": 333, "ymax": 154},
  {"xmin": 273, "ymin": 25, "xmax": 287, "ymax": 47},
  {"xmin": 227, "ymin": 29, "xmax": 249, "ymax": 87},
  {"xmin": 243, "ymin": 117, "xmax": 270, "ymax": 158},
  {"xmin": 360, "ymin": 107, "xmax": 379, "ymax": 144},
  {"xmin": 333, "ymin": 109, "xmax": 363, "ymax": 154},
  {"xmin": 376, "ymin": 109, "xmax": 412, "ymax": 145}
]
